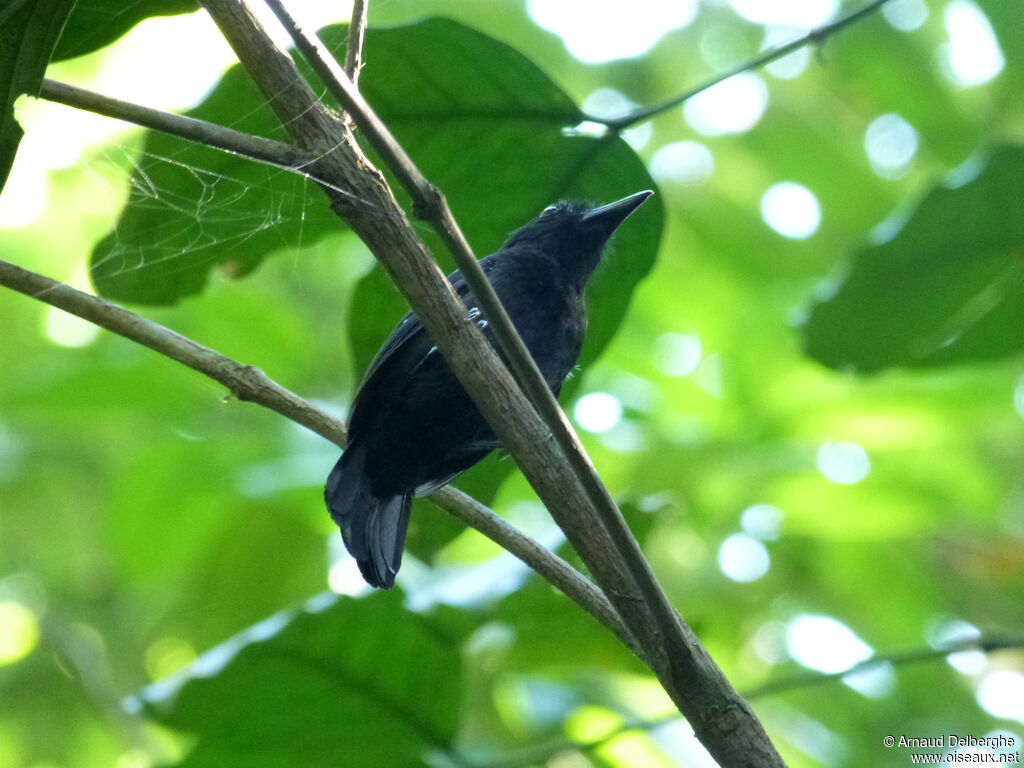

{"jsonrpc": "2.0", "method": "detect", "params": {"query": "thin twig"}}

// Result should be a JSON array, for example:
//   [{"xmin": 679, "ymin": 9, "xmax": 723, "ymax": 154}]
[
  {"xmin": 431, "ymin": 487, "xmax": 641, "ymax": 658},
  {"xmin": 38, "ymin": 78, "xmax": 307, "ymax": 169},
  {"xmin": 747, "ymin": 635, "xmax": 1023, "ymax": 699},
  {"xmin": 258, "ymin": 0, "xmax": 715, "ymax": 749},
  {"xmin": 597, "ymin": 0, "xmax": 894, "ymax": 131},
  {"xmin": 469, "ymin": 636, "xmax": 1024, "ymax": 768},
  {"xmin": 0, "ymin": 257, "xmax": 634, "ymax": 652},
  {"xmin": 344, "ymin": 0, "xmax": 368, "ymax": 84}
]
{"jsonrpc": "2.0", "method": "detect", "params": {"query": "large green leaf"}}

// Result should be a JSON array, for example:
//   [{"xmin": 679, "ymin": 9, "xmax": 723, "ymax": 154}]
[
  {"xmin": 0, "ymin": 0, "xmax": 76, "ymax": 190},
  {"xmin": 347, "ymin": 18, "xmax": 662, "ymax": 372},
  {"xmin": 803, "ymin": 145, "xmax": 1024, "ymax": 372},
  {"xmin": 88, "ymin": 58, "xmax": 335, "ymax": 303},
  {"xmin": 53, "ymin": 0, "xmax": 199, "ymax": 61},
  {"xmin": 144, "ymin": 591, "xmax": 473, "ymax": 767},
  {"xmin": 90, "ymin": 18, "xmax": 663, "ymax": 361}
]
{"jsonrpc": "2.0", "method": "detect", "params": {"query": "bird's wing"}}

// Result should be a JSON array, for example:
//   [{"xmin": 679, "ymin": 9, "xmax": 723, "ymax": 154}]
[{"xmin": 347, "ymin": 263, "xmax": 490, "ymax": 437}]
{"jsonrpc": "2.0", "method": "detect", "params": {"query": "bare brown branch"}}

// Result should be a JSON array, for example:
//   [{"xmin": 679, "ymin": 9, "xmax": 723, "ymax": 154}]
[
  {"xmin": 38, "ymin": 78, "xmax": 307, "ymax": 169},
  {"xmin": 203, "ymin": 0, "xmax": 784, "ymax": 764}
]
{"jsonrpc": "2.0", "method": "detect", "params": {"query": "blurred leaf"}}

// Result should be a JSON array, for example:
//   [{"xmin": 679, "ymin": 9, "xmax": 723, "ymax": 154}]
[
  {"xmin": 53, "ymin": 0, "xmax": 199, "ymax": 61},
  {"xmin": 0, "ymin": 0, "xmax": 76, "ymax": 189},
  {"xmin": 149, "ymin": 592, "xmax": 474, "ymax": 767},
  {"xmin": 405, "ymin": 453, "xmax": 513, "ymax": 562},
  {"xmin": 804, "ymin": 145, "xmax": 1024, "ymax": 372},
  {"xmin": 493, "ymin": 574, "xmax": 646, "ymax": 675}
]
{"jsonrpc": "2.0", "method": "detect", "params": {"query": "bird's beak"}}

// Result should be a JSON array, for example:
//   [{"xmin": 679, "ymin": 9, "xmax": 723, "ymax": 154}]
[{"xmin": 581, "ymin": 190, "xmax": 654, "ymax": 237}]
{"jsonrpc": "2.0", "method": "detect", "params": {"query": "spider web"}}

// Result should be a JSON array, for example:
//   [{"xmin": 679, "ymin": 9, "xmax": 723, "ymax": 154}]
[{"xmin": 85, "ymin": 126, "xmax": 358, "ymax": 304}]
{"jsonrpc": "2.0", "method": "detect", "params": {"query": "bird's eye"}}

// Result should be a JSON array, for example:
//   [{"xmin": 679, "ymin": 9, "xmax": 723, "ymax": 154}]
[{"xmin": 540, "ymin": 204, "xmax": 559, "ymax": 217}]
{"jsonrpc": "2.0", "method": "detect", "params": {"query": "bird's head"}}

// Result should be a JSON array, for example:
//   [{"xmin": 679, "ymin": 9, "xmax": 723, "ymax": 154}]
[{"xmin": 503, "ymin": 190, "xmax": 654, "ymax": 287}]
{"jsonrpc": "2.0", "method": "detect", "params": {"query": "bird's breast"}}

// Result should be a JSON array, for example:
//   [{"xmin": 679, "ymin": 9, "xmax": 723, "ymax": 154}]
[{"xmin": 493, "ymin": 271, "xmax": 586, "ymax": 390}]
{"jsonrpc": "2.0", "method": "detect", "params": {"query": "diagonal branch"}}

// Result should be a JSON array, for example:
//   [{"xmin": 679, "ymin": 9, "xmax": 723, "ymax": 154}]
[
  {"xmin": 203, "ymin": 0, "xmax": 783, "ymax": 765},
  {"xmin": 263, "ymin": 0, "xmax": 659, "ymax": 599},
  {"xmin": 0, "ymin": 257, "xmax": 638, "ymax": 658},
  {"xmin": 257, "ymin": 0, "xmax": 728, "ymax": 746},
  {"xmin": 38, "ymin": 78, "xmax": 307, "ymax": 170},
  {"xmin": 596, "ymin": 0, "xmax": 894, "ymax": 131}
]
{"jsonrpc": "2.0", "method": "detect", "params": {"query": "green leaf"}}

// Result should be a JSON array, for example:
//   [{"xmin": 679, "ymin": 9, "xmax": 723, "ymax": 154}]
[
  {"xmin": 804, "ymin": 145, "xmax": 1024, "ymax": 372},
  {"xmin": 53, "ymin": 0, "xmax": 199, "ymax": 62},
  {"xmin": 0, "ymin": 0, "xmax": 76, "ymax": 190},
  {"xmin": 348, "ymin": 18, "xmax": 662, "ymax": 372},
  {"xmin": 90, "ymin": 18, "xmax": 663, "ymax": 371},
  {"xmin": 89, "ymin": 59, "xmax": 336, "ymax": 303},
  {"xmin": 147, "ymin": 592, "xmax": 474, "ymax": 767}
]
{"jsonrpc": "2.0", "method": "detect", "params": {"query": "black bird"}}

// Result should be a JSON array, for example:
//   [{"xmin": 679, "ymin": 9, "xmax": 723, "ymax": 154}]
[{"xmin": 325, "ymin": 190, "xmax": 653, "ymax": 588}]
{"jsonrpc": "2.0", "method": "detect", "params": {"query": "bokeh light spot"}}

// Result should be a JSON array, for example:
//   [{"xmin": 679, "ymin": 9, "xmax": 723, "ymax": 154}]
[
  {"xmin": 817, "ymin": 440, "xmax": 871, "ymax": 484},
  {"xmin": 327, "ymin": 535, "xmax": 373, "ymax": 597},
  {"xmin": 760, "ymin": 182, "xmax": 821, "ymax": 239},
  {"xmin": 683, "ymin": 73, "xmax": 768, "ymax": 136},
  {"xmin": 864, "ymin": 113, "xmax": 919, "ymax": 178},
  {"xmin": 650, "ymin": 142, "xmax": 714, "ymax": 185},
  {"xmin": 528, "ymin": 0, "xmax": 697, "ymax": 63},
  {"xmin": 941, "ymin": 1, "xmax": 1005, "ymax": 87},
  {"xmin": 977, "ymin": 671, "xmax": 1024, "ymax": 723},
  {"xmin": 582, "ymin": 89, "xmax": 652, "ymax": 149},
  {"xmin": 0, "ymin": 601, "xmax": 40, "ymax": 665},
  {"xmin": 565, "ymin": 705, "xmax": 624, "ymax": 742},
  {"xmin": 949, "ymin": 648, "xmax": 988, "ymax": 675},
  {"xmin": 883, "ymin": 0, "xmax": 929, "ymax": 31},
  {"xmin": 145, "ymin": 637, "xmax": 198, "ymax": 681},
  {"xmin": 730, "ymin": 0, "xmax": 838, "ymax": 27},
  {"xmin": 787, "ymin": 614, "xmax": 873, "ymax": 673},
  {"xmin": 116, "ymin": 749, "xmax": 154, "ymax": 768},
  {"xmin": 45, "ymin": 307, "xmax": 100, "ymax": 348},
  {"xmin": 764, "ymin": 28, "xmax": 811, "ymax": 79},
  {"xmin": 582, "ymin": 88, "xmax": 634, "ymax": 121},
  {"xmin": 654, "ymin": 332, "xmax": 703, "ymax": 376},
  {"xmin": 741, "ymin": 503, "xmax": 784, "ymax": 540},
  {"xmin": 843, "ymin": 661, "xmax": 896, "ymax": 698},
  {"xmin": 1013, "ymin": 377, "xmax": 1024, "ymax": 420},
  {"xmin": 0, "ymin": 141, "xmax": 50, "ymax": 228},
  {"xmin": 928, "ymin": 618, "xmax": 989, "ymax": 675},
  {"xmin": 717, "ymin": 533, "xmax": 770, "ymax": 582},
  {"xmin": 574, "ymin": 392, "xmax": 623, "ymax": 433}
]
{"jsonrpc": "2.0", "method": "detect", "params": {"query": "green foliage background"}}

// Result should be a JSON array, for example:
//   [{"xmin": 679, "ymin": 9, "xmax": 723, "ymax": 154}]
[{"xmin": 1, "ymin": 1, "xmax": 1022, "ymax": 766}]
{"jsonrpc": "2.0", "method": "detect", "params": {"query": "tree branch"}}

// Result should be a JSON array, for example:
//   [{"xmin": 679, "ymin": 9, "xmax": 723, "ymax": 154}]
[
  {"xmin": 747, "ymin": 635, "xmax": 1024, "ymax": 700},
  {"xmin": 37, "ymin": 78, "xmax": 308, "ymax": 170},
  {"xmin": 30, "ymin": 31, "xmax": 663, "ymax": 683},
  {"xmin": 597, "ymin": 0, "xmax": 894, "ymax": 131},
  {"xmin": 471, "ymin": 635, "xmax": 1024, "ymax": 768},
  {"xmin": 0, "ymin": 256, "xmax": 639, "ymax": 657},
  {"xmin": 196, "ymin": 0, "xmax": 782, "ymax": 764},
  {"xmin": 344, "ymin": 0, "xmax": 368, "ymax": 84},
  {"xmin": 259, "ymin": 2, "xmax": 673, "ymax": 655}
]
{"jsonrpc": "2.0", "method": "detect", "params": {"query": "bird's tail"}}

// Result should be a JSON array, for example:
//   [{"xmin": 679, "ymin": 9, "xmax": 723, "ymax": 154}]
[{"xmin": 325, "ymin": 444, "xmax": 412, "ymax": 589}]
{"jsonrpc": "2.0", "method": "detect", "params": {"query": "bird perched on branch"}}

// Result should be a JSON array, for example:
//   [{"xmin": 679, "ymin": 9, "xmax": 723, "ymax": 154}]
[{"xmin": 325, "ymin": 190, "xmax": 653, "ymax": 588}]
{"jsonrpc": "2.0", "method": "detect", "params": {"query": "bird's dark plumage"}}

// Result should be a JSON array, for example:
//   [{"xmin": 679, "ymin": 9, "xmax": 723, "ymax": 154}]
[{"xmin": 326, "ymin": 190, "xmax": 653, "ymax": 587}]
